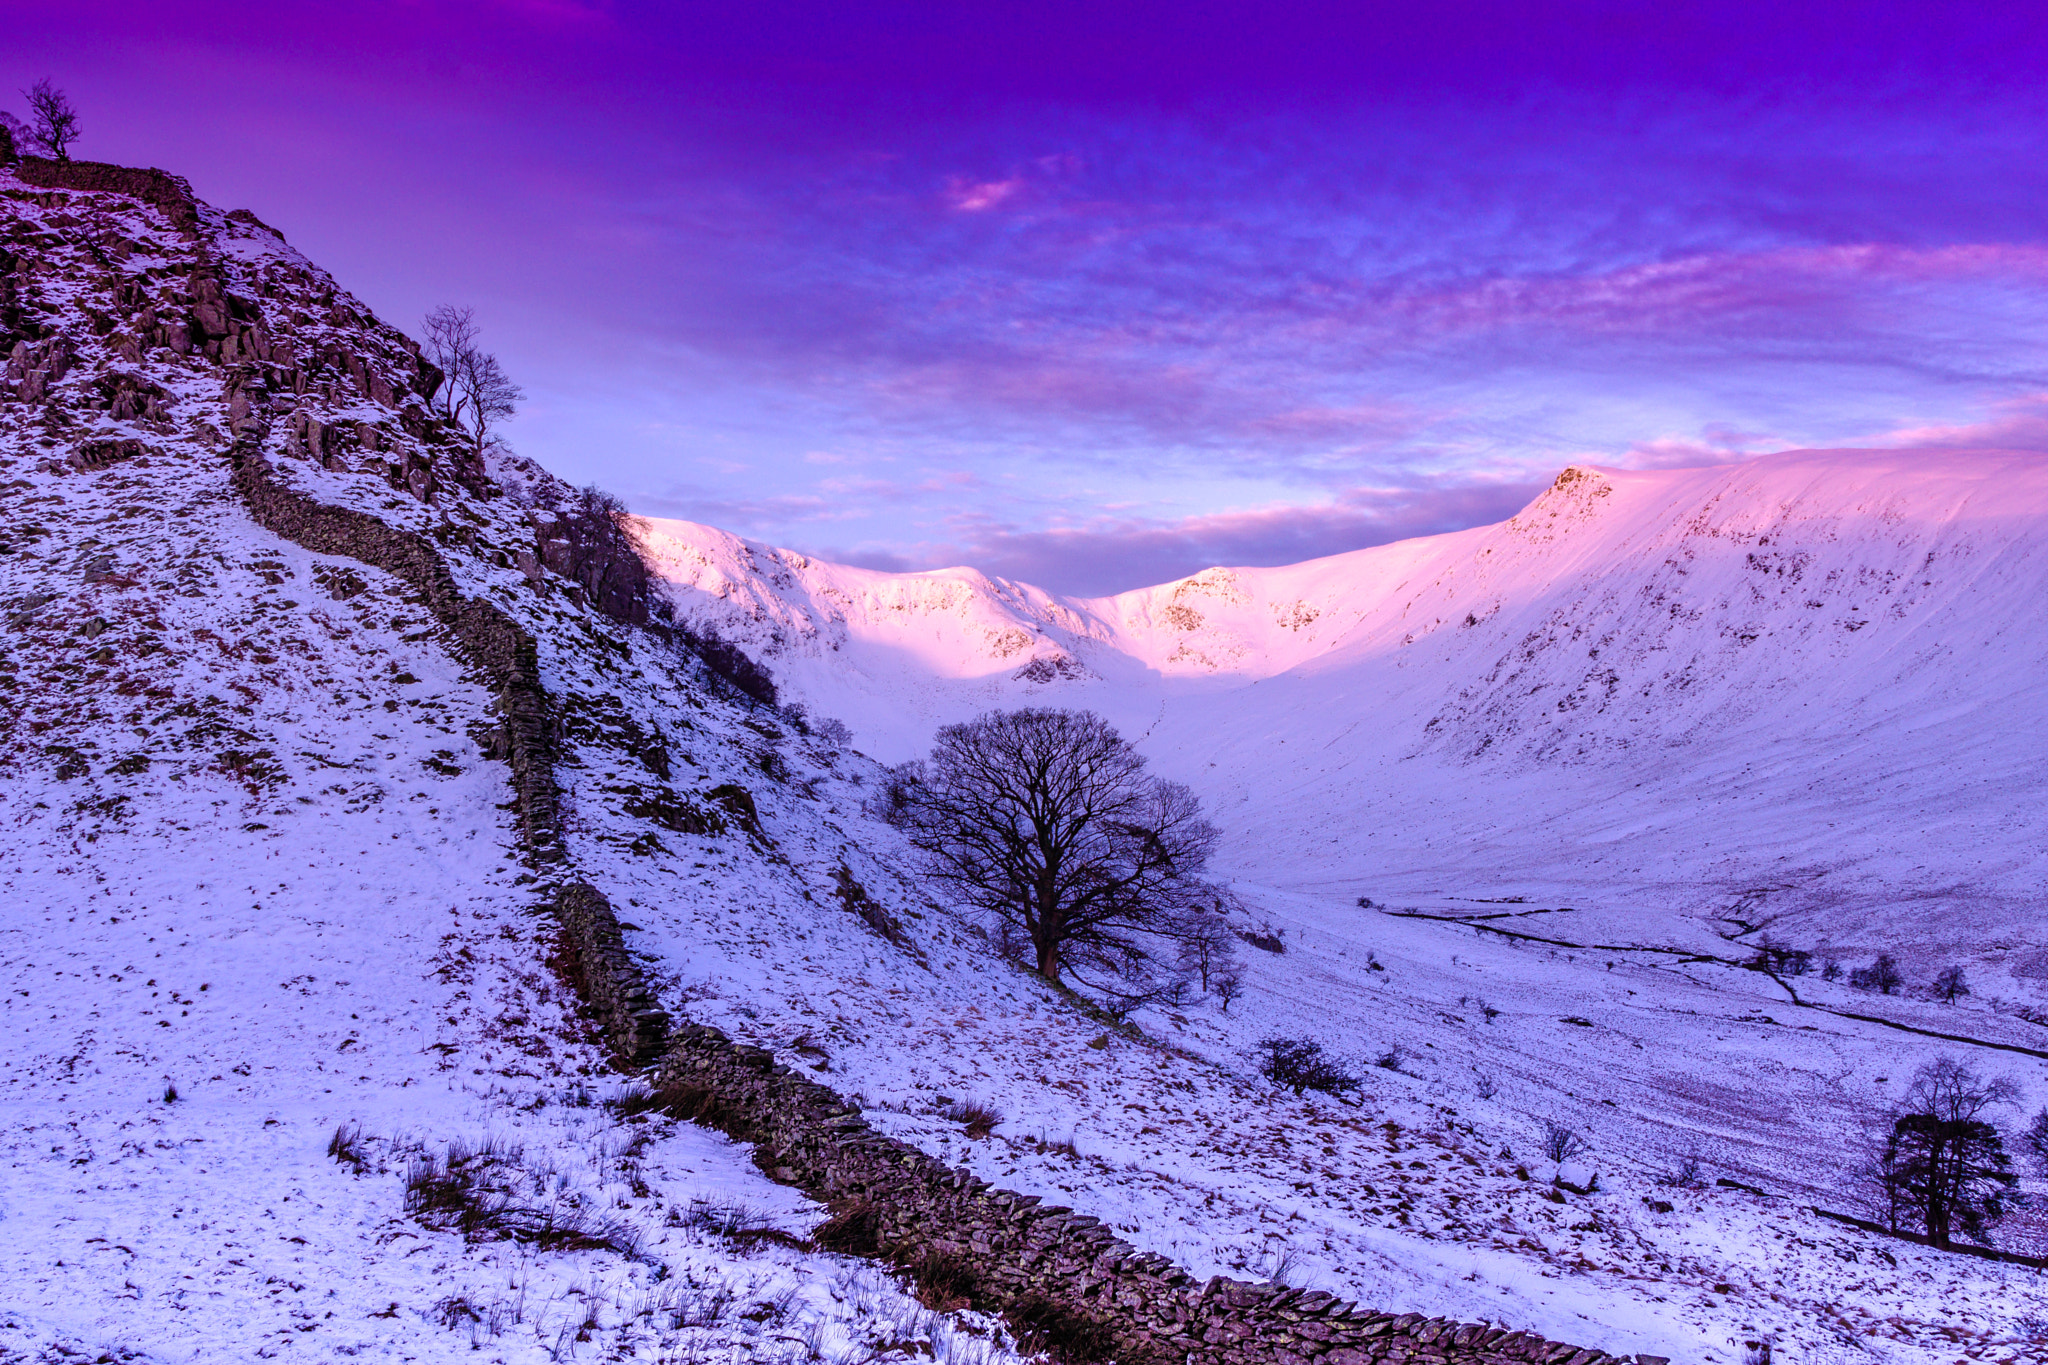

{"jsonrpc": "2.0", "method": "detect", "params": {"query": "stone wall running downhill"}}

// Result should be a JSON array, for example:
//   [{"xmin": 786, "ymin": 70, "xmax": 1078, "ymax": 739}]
[
  {"xmin": 228, "ymin": 439, "xmax": 563, "ymax": 863},
  {"xmin": 34, "ymin": 161, "xmax": 1641, "ymax": 1365},
  {"xmin": 650, "ymin": 1019, "xmax": 1651, "ymax": 1365}
]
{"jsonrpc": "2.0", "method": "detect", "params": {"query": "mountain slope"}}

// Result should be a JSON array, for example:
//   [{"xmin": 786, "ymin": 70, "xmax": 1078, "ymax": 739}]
[
  {"xmin": 6, "ymin": 149, "xmax": 2045, "ymax": 1365},
  {"xmin": 648, "ymin": 448, "xmax": 2048, "ymax": 946}
]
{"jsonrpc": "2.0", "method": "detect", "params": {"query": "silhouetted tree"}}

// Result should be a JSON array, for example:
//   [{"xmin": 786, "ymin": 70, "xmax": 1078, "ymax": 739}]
[
  {"xmin": 1174, "ymin": 905, "xmax": 1239, "ymax": 993},
  {"xmin": 421, "ymin": 305, "xmax": 522, "ymax": 471},
  {"xmin": 1850, "ymin": 954, "xmax": 1904, "ymax": 995},
  {"xmin": 7, "ymin": 79, "xmax": 80, "ymax": 161},
  {"xmin": 1212, "ymin": 969, "xmax": 1243, "ymax": 1013},
  {"xmin": 1867, "ymin": 1057, "xmax": 2018, "ymax": 1247},
  {"xmin": 894, "ymin": 708, "xmax": 1224, "ymax": 990},
  {"xmin": 1931, "ymin": 965, "xmax": 1970, "ymax": 1003}
]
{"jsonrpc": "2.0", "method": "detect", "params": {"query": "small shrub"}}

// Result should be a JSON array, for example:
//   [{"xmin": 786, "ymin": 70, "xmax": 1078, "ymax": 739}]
[
  {"xmin": 1374, "ymin": 1044, "xmax": 1408, "ymax": 1073},
  {"xmin": 1254, "ymin": 1037, "xmax": 1359, "ymax": 1095},
  {"xmin": 327, "ymin": 1121, "xmax": 369, "ymax": 1173},
  {"xmin": 1821, "ymin": 958, "xmax": 1843, "ymax": 982},
  {"xmin": 162, "ymin": 1082, "xmax": 178, "ymax": 1104},
  {"xmin": 942, "ymin": 1099, "xmax": 1003, "ymax": 1139},
  {"xmin": 1236, "ymin": 929, "xmax": 1285, "ymax": 955},
  {"xmin": 1661, "ymin": 1152, "xmax": 1704, "ymax": 1188},
  {"xmin": 1932, "ymin": 964, "xmax": 1970, "ymax": 1003},
  {"xmin": 1541, "ymin": 1121, "xmax": 1585, "ymax": 1164},
  {"xmin": 1026, "ymin": 1133, "xmax": 1081, "ymax": 1159},
  {"xmin": 815, "ymin": 716, "xmax": 854, "ymax": 749},
  {"xmin": 1473, "ymin": 1072, "xmax": 1498, "ymax": 1100}
]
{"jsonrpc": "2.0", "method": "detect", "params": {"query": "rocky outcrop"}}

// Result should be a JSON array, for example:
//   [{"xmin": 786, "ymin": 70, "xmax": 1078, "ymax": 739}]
[{"xmin": 13, "ymin": 156, "xmax": 201, "ymax": 236}]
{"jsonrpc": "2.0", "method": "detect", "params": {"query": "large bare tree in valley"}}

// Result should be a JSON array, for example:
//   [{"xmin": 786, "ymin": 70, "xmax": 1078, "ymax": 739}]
[
  {"xmin": 893, "ymin": 707, "xmax": 1225, "ymax": 991},
  {"xmin": 421, "ymin": 305, "xmax": 523, "ymax": 471}
]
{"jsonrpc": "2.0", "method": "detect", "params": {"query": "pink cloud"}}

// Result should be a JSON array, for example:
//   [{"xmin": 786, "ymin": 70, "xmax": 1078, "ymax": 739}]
[
  {"xmin": 944, "ymin": 176, "xmax": 1028, "ymax": 212},
  {"xmin": 814, "ymin": 476, "xmax": 1542, "ymax": 596},
  {"xmin": 1872, "ymin": 392, "xmax": 2048, "ymax": 451}
]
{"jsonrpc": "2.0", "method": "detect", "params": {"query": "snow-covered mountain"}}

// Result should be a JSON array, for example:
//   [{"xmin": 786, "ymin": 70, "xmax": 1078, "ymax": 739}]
[
  {"xmin": 647, "ymin": 448, "xmax": 2048, "ymax": 956},
  {"xmin": 6, "ymin": 149, "xmax": 2046, "ymax": 1365}
]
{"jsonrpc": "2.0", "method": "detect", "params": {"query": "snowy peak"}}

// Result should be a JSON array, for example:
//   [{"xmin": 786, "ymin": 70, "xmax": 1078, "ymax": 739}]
[{"xmin": 644, "ymin": 447, "xmax": 2048, "ymax": 927}]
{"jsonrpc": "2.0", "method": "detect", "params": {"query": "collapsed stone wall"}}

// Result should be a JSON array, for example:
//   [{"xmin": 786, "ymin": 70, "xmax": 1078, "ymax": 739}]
[
  {"xmin": 12, "ymin": 156, "xmax": 202, "ymax": 235},
  {"xmin": 24, "ymin": 163, "xmax": 1636, "ymax": 1365}
]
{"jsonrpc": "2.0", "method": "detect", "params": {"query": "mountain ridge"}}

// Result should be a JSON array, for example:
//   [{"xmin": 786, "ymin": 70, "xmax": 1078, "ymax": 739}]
[{"xmin": 7, "ymin": 151, "xmax": 2045, "ymax": 1363}]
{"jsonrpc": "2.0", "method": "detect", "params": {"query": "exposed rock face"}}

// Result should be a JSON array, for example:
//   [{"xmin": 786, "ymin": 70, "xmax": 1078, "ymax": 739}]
[{"xmin": 0, "ymin": 157, "xmax": 1629, "ymax": 1365}]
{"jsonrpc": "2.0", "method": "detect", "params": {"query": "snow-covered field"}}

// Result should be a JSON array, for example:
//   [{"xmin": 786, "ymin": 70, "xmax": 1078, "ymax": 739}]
[
  {"xmin": 640, "ymin": 448, "xmax": 2048, "ymax": 1360},
  {"xmin": 7, "ymin": 160, "xmax": 2048, "ymax": 1365}
]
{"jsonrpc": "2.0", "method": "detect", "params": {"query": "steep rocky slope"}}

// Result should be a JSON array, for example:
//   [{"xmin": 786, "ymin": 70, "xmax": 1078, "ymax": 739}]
[{"xmin": 4, "ymin": 148, "xmax": 2044, "ymax": 1365}]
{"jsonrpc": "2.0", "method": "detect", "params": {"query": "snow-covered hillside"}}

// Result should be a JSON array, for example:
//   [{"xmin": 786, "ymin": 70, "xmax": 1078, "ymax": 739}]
[
  {"xmin": 7, "ymin": 151, "xmax": 2047, "ymax": 1365},
  {"xmin": 647, "ymin": 448, "xmax": 2048, "ymax": 949},
  {"xmin": 645, "ymin": 449, "xmax": 2048, "ymax": 1359}
]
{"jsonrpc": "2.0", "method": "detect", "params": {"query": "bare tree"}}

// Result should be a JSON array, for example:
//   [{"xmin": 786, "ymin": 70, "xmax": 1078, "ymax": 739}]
[
  {"xmin": 1867, "ymin": 1057, "xmax": 2018, "ymax": 1247},
  {"xmin": 1173, "ymin": 905, "xmax": 1239, "ymax": 993},
  {"xmin": 1212, "ymin": 969, "xmax": 1243, "ymax": 1013},
  {"xmin": 1850, "ymin": 953, "xmax": 1904, "ymax": 995},
  {"xmin": 421, "ymin": 305, "xmax": 523, "ymax": 470},
  {"xmin": 1541, "ymin": 1121, "xmax": 1586, "ymax": 1164},
  {"xmin": 13, "ymin": 79, "xmax": 81, "ymax": 161},
  {"xmin": 1931, "ymin": 964, "xmax": 1970, "ymax": 1003},
  {"xmin": 895, "ymin": 708, "xmax": 1225, "ymax": 990}
]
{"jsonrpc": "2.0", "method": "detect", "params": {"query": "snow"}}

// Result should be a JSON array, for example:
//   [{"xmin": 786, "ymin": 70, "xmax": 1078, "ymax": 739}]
[
  {"xmin": 8, "ymin": 162, "xmax": 2048, "ymax": 1364},
  {"xmin": 641, "ymin": 447, "xmax": 2048, "ymax": 1360}
]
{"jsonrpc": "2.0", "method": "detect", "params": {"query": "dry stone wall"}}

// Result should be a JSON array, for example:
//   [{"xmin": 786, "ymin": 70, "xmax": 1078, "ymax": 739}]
[
  {"xmin": 35, "ymin": 161, "xmax": 1641, "ymax": 1365},
  {"xmin": 651, "ymin": 1020, "xmax": 1652, "ymax": 1365}
]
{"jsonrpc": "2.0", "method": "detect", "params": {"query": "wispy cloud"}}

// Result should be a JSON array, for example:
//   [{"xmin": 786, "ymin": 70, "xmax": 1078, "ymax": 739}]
[{"xmin": 806, "ymin": 476, "xmax": 1542, "ymax": 597}]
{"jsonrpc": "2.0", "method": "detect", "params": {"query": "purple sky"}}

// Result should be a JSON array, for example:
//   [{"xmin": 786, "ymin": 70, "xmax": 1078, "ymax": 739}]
[{"xmin": 8, "ymin": 2, "xmax": 2048, "ymax": 593}]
